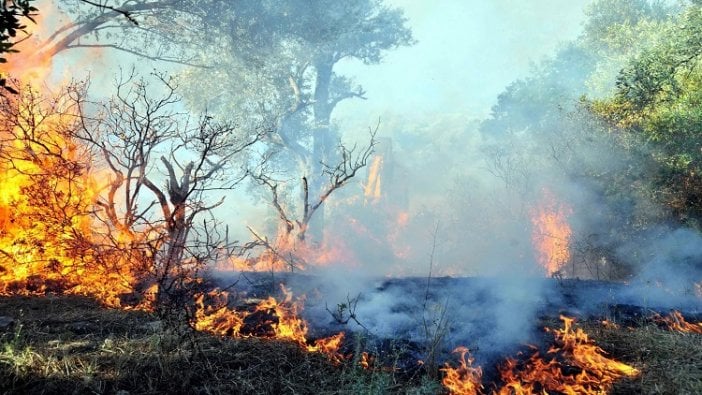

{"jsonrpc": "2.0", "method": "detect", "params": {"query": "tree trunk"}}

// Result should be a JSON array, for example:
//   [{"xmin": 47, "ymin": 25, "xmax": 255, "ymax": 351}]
[{"xmin": 309, "ymin": 59, "xmax": 336, "ymax": 244}]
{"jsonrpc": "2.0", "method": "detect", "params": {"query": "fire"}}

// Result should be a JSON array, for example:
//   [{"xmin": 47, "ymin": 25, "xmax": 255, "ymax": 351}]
[
  {"xmin": 442, "ymin": 317, "xmax": 638, "ymax": 395},
  {"xmin": 654, "ymin": 311, "xmax": 702, "ymax": 334},
  {"xmin": 497, "ymin": 316, "xmax": 638, "ymax": 394},
  {"xmin": 441, "ymin": 347, "xmax": 483, "ymax": 395},
  {"xmin": 363, "ymin": 155, "xmax": 383, "ymax": 202},
  {"xmin": 0, "ymin": 83, "xmax": 144, "ymax": 308},
  {"xmin": 360, "ymin": 351, "xmax": 374, "ymax": 369},
  {"xmin": 530, "ymin": 189, "xmax": 573, "ymax": 276},
  {"xmin": 193, "ymin": 285, "xmax": 345, "ymax": 362}
]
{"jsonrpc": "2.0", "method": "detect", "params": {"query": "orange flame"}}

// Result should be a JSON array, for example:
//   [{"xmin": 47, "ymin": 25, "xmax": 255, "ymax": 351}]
[
  {"xmin": 530, "ymin": 189, "xmax": 572, "ymax": 276},
  {"xmin": 193, "ymin": 285, "xmax": 344, "ymax": 362},
  {"xmin": 0, "ymin": 0, "xmax": 144, "ymax": 309},
  {"xmin": 0, "ymin": 86, "xmax": 144, "ymax": 308},
  {"xmin": 496, "ymin": 316, "xmax": 638, "ymax": 395},
  {"xmin": 363, "ymin": 155, "xmax": 383, "ymax": 202},
  {"xmin": 442, "ymin": 317, "xmax": 638, "ymax": 395},
  {"xmin": 360, "ymin": 351, "xmax": 374, "ymax": 370},
  {"xmin": 654, "ymin": 311, "xmax": 702, "ymax": 334},
  {"xmin": 441, "ymin": 347, "xmax": 484, "ymax": 395}
]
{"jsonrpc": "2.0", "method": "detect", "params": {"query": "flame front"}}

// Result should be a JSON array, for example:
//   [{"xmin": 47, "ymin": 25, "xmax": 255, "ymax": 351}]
[
  {"xmin": 497, "ymin": 316, "xmax": 638, "ymax": 395},
  {"xmin": 0, "ymin": 84, "xmax": 144, "ymax": 308},
  {"xmin": 441, "ymin": 347, "xmax": 483, "ymax": 395},
  {"xmin": 193, "ymin": 285, "xmax": 344, "ymax": 362},
  {"xmin": 654, "ymin": 311, "xmax": 702, "ymax": 334},
  {"xmin": 442, "ymin": 316, "xmax": 638, "ymax": 395},
  {"xmin": 530, "ymin": 189, "xmax": 573, "ymax": 276}
]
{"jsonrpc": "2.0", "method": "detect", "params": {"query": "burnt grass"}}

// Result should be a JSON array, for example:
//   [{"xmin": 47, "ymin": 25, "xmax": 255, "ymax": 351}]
[{"xmin": 0, "ymin": 295, "xmax": 700, "ymax": 394}]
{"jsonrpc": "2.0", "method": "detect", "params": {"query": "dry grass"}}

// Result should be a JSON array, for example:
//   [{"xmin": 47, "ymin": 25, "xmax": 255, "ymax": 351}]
[
  {"xmin": 583, "ymin": 320, "xmax": 702, "ymax": 395},
  {"xmin": 2, "ymin": 295, "xmax": 700, "ymax": 394},
  {"xmin": 0, "ymin": 295, "xmax": 436, "ymax": 394}
]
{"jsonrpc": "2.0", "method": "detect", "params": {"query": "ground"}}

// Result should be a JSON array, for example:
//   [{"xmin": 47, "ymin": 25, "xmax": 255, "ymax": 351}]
[{"xmin": 0, "ymin": 295, "xmax": 700, "ymax": 394}]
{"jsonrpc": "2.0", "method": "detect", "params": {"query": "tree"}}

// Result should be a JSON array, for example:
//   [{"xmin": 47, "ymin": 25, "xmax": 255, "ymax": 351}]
[
  {"xmin": 179, "ymin": 0, "xmax": 414, "ymax": 242},
  {"xmin": 246, "ymin": 126, "xmax": 377, "ymax": 270},
  {"xmin": 2, "ymin": 0, "xmax": 413, "ymax": 246},
  {"xmin": 473, "ymin": 0, "xmax": 684, "ymax": 279},
  {"xmin": 0, "ymin": 0, "xmax": 38, "ymax": 92},
  {"xmin": 69, "ymin": 71, "xmax": 264, "ymax": 309},
  {"xmin": 591, "ymin": 2, "xmax": 702, "ymax": 225},
  {"xmin": 26, "ymin": 0, "xmax": 201, "ymax": 64}
]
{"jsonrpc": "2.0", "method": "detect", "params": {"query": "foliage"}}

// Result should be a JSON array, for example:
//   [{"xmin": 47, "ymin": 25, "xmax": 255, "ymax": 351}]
[
  {"xmin": 178, "ymin": 0, "xmax": 414, "ymax": 240},
  {"xmin": 0, "ymin": 0, "xmax": 37, "ymax": 93},
  {"xmin": 474, "ymin": 0, "xmax": 689, "ymax": 277},
  {"xmin": 591, "ymin": 3, "xmax": 702, "ymax": 224}
]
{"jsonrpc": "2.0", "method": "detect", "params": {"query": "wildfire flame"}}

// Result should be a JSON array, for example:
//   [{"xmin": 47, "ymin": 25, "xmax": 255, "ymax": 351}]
[
  {"xmin": 530, "ymin": 189, "xmax": 573, "ymax": 276},
  {"xmin": 654, "ymin": 311, "xmax": 702, "ymax": 334},
  {"xmin": 193, "ymin": 285, "xmax": 345, "ymax": 362},
  {"xmin": 363, "ymin": 155, "xmax": 383, "ymax": 202},
  {"xmin": 360, "ymin": 351, "xmax": 373, "ymax": 370},
  {"xmin": 0, "ymin": 85, "xmax": 146, "ymax": 308},
  {"xmin": 441, "ymin": 347, "xmax": 484, "ymax": 395},
  {"xmin": 442, "ymin": 316, "xmax": 639, "ymax": 395}
]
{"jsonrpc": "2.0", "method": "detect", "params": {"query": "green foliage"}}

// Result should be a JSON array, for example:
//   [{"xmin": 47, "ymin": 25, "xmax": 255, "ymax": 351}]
[
  {"xmin": 179, "ymin": 0, "xmax": 414, "ymax": 216},
  {"xmin": 592, "ymin": 3, "xmax": 702, "ymax": 222},
  {"xmin": 0, "ymin": 0, "xmax": 37, "ymax": 93}
]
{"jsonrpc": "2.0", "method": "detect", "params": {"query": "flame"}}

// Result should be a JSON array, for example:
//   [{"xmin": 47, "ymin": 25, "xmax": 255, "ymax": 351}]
[
  {"xmin": 441, "ymin": 347, "xmax": 484, "ymax": 395},
  {"xmin": 1, "ymin": 1, "xmax": 61, "ymax": 84},
  {"xmin": 496, "ymin": 316, "xmax": 638, "ymax": 395},
  {"xmin": 442, "ymin": 317, "xmax": 638, "ymax": 395},
  {"xmin": 363, "ymin": 155, "xmax": 383, "ymax": 202},
  {"xmin": 360, "ymin": 351, "xmax": 373, "ymax": 370},
  {"xmin": 0, "ymin": 84, "xmax": 144, "ymax": 308},
  {"xmin": 530, "ymin": 189, "xmax": 572, "ymax": 276},
  {"xmin": 193, "ymin": 285, "xmax": 344, "ymax": 362},
  {"xmin": 654, "ymin": 311, "xmax": 702, "ymax": 334}
]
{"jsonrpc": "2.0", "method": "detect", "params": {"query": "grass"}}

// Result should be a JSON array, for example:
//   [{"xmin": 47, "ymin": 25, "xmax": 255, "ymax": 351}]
[
  {"xmin": 1, "ymin": 295, "xmax": 701, "ymax": 394},
  {"xmin": 0, "ymin": 295, "xmax": 437, "ymax": 394},
  {"xmin": 583, "ymin": 320, "xmax": 702, "ymax": 395}
]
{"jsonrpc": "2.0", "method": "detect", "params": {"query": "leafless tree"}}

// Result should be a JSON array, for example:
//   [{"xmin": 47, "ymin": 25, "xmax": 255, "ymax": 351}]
[
  {"xmin": 69, "ymin": 71, "xmax": 265, "ymax": 310},
  {"xmin": 246, "ymin": 124, "xmax": 378, "ymax": 270}
]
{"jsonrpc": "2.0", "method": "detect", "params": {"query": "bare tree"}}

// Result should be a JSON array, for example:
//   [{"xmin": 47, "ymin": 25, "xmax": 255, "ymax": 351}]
[
  {"xmin": 247, "ymin": 125, "xmax": 378, "ymax": 270},
  {"xmin": 69, "ymin": 71, "xmax": 265, "ymax": 310}
]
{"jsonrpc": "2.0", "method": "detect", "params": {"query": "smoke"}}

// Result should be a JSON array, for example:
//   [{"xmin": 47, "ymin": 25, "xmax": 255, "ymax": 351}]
[
  {"xmin": 265, "ymin": 0, "xmax": 702, "ymax": 362},
  {"xmin": 616, "ymin": 227, "xmax": 702, "ymax": 308},
  {"xmin": 31, "ymin": 0, "xmax": 701, "ymax": 365}
]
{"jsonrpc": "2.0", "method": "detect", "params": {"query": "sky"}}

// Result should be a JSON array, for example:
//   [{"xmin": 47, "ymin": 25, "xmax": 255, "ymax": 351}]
[
  {"xmin": 335, "ymin": 0, "xmax": 592, "ymax": 125},
  {"xmin": 42, "ymin": 0, "xmax": 592, "ymax": 124}
]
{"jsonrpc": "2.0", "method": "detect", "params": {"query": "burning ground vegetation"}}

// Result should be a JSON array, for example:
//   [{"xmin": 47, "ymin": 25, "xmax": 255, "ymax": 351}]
[
  {"xmin": 0, "ymin": 2, "xmax": 702, "ymax": 394},
  {"xmin": 1, "ymin": 295, "xmax": 701, "ymax": 395},
  {"xmin": 0, "ymin": 65, "xmax": 698, "ymax": 395}
]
